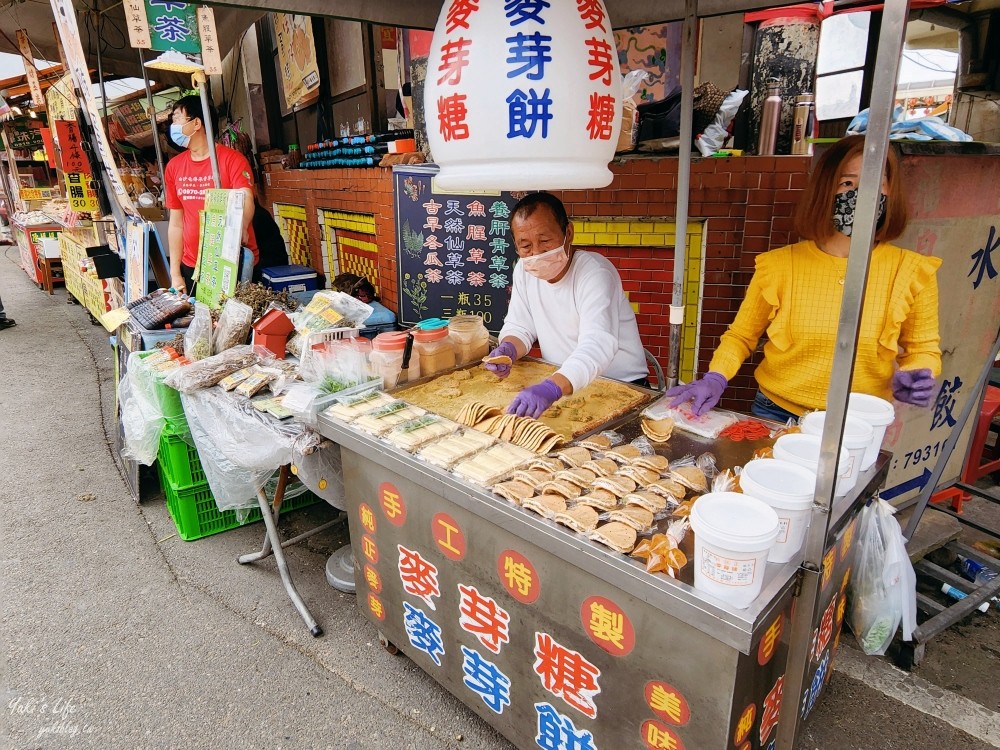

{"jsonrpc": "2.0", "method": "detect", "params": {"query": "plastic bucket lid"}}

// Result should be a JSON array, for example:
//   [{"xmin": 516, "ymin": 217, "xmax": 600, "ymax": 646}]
[
  {"xmin": 373, "ymin": 331, "xmax": 410, "ymax": 351},
  {"xmin": 848, "ymin": 392, "xmax": 895, "ymax": 426},
  {"xmin": 412, "ymin": 326, "xmax": 449, "ymax": 342},
  {"xmin": 739, "ymin": 459, "xmax": 817, "ymax": 511},
  {"xmin": 773, "ymin": 433, "xmax": 849, "ymax": 476},
  {"xmin": 690, "ymin": 492, "xmax": 780, "ymax": 552},
  {"xmin": 799, "ymin": 412, "xmax": 874, "ymax": 448}
]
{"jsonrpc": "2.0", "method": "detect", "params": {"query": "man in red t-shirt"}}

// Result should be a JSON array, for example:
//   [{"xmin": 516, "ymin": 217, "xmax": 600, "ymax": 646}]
[{"xmin": 164, "ymin": 95, "xmax": 257, "ymax": 294}]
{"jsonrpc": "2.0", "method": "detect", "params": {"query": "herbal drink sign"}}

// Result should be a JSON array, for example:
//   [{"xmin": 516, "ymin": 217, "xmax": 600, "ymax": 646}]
[
  {"xmin": 393, "ymin": 165, "xmax": 521, "ymax": 334},
  {"xmin": 195, "ymin": 189, "xmax": 244, "ymax": 308}
]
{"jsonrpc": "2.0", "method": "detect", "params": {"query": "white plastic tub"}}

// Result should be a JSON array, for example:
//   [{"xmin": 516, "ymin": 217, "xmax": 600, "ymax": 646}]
[
  {"xmin": 799, "ymin": 412, "xmax": 874, "ymax": 496},
  {"xmin": 773, "ymin": 432, "xmax": 850, "ymax": 498},
  {"xmin": 847, "ymin": 393, "xmax": 895, "ymax": 470},
  {"xmin": 739, "ymin": 459, "xmax": 817, "ymax": 563},
  {"xmin": 690, "ymin": 492, "xmax": 780, "ymax": 609}
]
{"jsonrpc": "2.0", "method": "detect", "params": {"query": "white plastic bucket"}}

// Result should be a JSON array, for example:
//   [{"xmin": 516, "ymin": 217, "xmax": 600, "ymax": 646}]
[
  {"xmin": 847, "ymin": 393, "xmax": 895, "ymax": 470},
  {"xmin": 799, "ymin": 412, "xmax": 874, "ymax": 496},
  {"xmin": 739, "ymin": 459, "xmax": 817, "ymax": 563},
  {"xmin": 773, "ymin": 433, "xmax": 850, "ymax": 498},
  {"xmin": 690, "ymin": 492, "xmax": 780, "ymax": 609}
]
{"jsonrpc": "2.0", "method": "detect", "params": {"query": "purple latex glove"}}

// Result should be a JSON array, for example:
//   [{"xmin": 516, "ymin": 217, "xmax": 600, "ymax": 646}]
[
  {"xmin": 892, "ymin": 368, "xmax": 936, "ymax": 407},
  {"xmin": 508, "ymin": 379, "xmax": 563, "ymax": 419},
  {"xmin": 665, "ymin": 372, "xmax": 728, "ymax": 417},
  {"xmin": 483, "ymin": 341, "xmax": 518, "ymax": 380}
]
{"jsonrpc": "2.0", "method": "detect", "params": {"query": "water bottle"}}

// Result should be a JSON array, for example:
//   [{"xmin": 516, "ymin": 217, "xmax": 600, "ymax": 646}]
[
  {"xmin": 958, "ymin": 556, "xmax": 998, "ymax": 585},
  {"xmin": 940, "ymin": 583, "xmax": 997, "ymax": 613},
  {"xmin": 756, "ymin": 78, "xmax": 782, "ymax": 156}
]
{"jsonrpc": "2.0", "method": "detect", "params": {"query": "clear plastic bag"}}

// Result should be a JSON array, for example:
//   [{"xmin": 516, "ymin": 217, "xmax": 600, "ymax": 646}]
[
  {"xmin": 180, "ymin": 388, "xmax": 306, "ymax": 513},
  {"xmin": 214, "ymin": 298, "xmax": 254, "ymax": 353},
  {"xmin": 644, "ymin": 398, "xmax": 738, "ymax": 439},
  {"xmin": 163, "ymin": 345, "xmax": 260, "ymax": 393},
  {"xmin": 118, "ymin": 354, "xmax": 165, "ymax": 466},
  {"xmin": 847, "ymin": 498, "xmax": 916, "ymax": 655},
  {"xmin": 291, "ymin": 439, "xmax": 346, "ymax": 510},
  {"xmin": 184, "ymin": 302, "xmax": 214, "ymax": 361}
]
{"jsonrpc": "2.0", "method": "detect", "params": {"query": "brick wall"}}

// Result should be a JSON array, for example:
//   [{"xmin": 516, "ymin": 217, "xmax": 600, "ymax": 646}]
[{"xmin": 262, "ymin": 154, "xmax": 811, "ymax": 412}]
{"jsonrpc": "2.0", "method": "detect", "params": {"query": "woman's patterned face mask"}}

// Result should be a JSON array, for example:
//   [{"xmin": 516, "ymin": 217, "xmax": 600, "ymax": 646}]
[{"xmin": 832, "ymin": 189, "xmax": 887, "ymax": 237}]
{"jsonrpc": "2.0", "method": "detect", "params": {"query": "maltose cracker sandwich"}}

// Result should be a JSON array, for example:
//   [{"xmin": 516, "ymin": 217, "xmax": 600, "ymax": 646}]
[
  {"xmin": 589, "ymin": 521, "xmax": 639, "ymax": 553},
  {"xmin": 622, "ymin": 491, "xmax": 669, "ymax": 513},
  {"xmin": 523, "ymin": 494, "xmax": 568, "ymax": 518},
  {"xmin": 552, "ymin": 504, "xmax": 600, "ymax": 533},
  {"xmin": 575, "ymin": 489, "xmax": 620, "ymax": 511},
  {"xmin": 492, "ymin": 480, "xmax": 535, "ymax": 505},
  {"xmin": 608, "ymin": 505, "xmax": 655, "ymax": 532},
  {"xmin": 581, "ymin": 458, "xmax": 618, "ymax": 477}
]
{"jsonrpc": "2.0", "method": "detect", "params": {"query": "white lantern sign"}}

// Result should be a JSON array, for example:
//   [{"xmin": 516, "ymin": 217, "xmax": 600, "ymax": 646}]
[{"xmin": 424, "ymin": 0, "xmax": 622, "ymax": 191}]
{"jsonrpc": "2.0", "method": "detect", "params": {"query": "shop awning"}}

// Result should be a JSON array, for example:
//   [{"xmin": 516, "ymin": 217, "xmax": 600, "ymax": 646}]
[
  {"xmin": 189, "ymin": 0, "xmax": 813, "ymax": 30},
  {"xmin": 0, "ymin": 1, "xmax": 263, "ymax": 87}
]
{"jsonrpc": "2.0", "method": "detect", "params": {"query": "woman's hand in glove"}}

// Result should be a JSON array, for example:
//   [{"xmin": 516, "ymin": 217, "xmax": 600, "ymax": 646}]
[
  {"xmin": 507, "ymin": 379, "xmax": 563, "ymax": 419},
  {"xmin": 892, "ymin": 368, "xmax": 936, "ymax": 407},
  {"xmin": 665, "ymin": 372, "xmax": 728, "ymax": 417},
  {"xmin": 483, "ymin": 341, "xmax": 518, "ymax": 379}
]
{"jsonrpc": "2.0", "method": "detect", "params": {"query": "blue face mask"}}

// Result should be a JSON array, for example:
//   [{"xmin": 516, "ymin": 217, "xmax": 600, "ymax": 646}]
[{"xmin": 170, "ymin": 121, "xmax": 191, "ymax": 149}]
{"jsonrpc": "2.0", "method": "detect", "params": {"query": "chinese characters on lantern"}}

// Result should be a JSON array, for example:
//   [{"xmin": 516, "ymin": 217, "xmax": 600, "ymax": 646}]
[{"xmin": 433, "ymin": 0, "xmax": 617, "ymax": 143}]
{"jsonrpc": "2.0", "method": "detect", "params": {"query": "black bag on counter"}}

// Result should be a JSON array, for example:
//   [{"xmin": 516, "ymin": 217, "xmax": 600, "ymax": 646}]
[{"xmin": 636, "ymin": 86, "xmax": 682, "ymax": 151}]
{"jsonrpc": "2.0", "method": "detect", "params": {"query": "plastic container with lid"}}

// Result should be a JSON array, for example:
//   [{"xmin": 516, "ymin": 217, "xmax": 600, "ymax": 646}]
[
  {"xmin": 372, "ymin": 331, "xmax": 421, "ymax": 388},
  {"xmin": 449, "ymin": 315, "xmax": 490, "ymax": 366},
  {"xmin": 690, "ymin": 492, "xmax": 780, "ymax": 609},
  {"xmin": 798, "ymin": 412, "xmax": 874, "ymax": 496},
  {"xmin": 847, "ymin": 393, "xmax": 895, "ymax": 471},
  {"xmin": 412, "ymin": 326, "xmax": 456, "ymax": 377},
  {"xmin": 739, "ymin": 459, "xmax": 818, "ymax": 563}
]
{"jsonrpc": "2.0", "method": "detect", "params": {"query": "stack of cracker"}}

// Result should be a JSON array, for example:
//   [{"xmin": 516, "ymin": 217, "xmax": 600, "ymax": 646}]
[{"xmin": 456, "ymin": 401, "xmax": 565, "ymax": 454}]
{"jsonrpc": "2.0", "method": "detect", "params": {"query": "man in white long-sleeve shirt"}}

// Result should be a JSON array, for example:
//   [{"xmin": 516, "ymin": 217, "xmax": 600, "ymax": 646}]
[{"xmin": 484, "ymin": 192, "xmax": 647, "ymax": 418}]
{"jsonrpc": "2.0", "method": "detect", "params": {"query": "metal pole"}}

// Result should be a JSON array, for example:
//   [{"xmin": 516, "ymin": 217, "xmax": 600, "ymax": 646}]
[
  {"xmin": 93, "ymin": 6, "xmax": 108, "ymax": 119},
  {"xmin": 137, "ymin": 48, "xmax": 166, "ymax": 196},
  {"xmin": 667, "ymin": 0, "xmax": 698, "ymax": 389},
  {"xmin": 193, "ymin": 72, "xmax": 221, "ymax": 188},
  {"xmin": 775, "ymin": 2, "xmax": 911, "ymax": 748}
]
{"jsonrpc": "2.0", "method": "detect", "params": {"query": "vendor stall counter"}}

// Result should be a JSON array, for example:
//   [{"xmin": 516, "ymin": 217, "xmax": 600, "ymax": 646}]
[
  {"xmin": 11, "ymin": 215, "xmax": 60, "ymax": 288},
  {"xmin": 317, "ymin": 400, "xmax": 887, "ymax": 750}
]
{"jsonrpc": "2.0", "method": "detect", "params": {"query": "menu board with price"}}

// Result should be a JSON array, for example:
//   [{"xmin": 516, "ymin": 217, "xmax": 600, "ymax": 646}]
[{"xmin": 394, "ymin": 166, "xmax": 522, "ymax": 335}]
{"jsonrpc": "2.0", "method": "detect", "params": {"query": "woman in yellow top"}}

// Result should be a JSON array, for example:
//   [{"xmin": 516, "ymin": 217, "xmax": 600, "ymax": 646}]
[{"xmin": 668, "ymin": 135, "xmax": 941, "ymax": 422}]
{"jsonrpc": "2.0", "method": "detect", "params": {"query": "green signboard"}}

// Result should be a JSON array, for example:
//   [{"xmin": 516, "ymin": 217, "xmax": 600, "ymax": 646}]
[
  {"xmin": 144, "ymin": 0, "xmax": 200, "ymax": 54},
  {"xmin": 195, "ymin": 189, "xmax": 243, "ymax": 308}
]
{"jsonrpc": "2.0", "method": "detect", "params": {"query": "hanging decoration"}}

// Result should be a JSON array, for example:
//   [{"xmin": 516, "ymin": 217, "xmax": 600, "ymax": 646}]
[{"xmin": 424, "ymin": 0, "xmax": 622, "ymax": 190}]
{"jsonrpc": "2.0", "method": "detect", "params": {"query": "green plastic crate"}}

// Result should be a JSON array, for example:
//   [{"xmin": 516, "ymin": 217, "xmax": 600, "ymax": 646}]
[
  {"xmin": 158, "ymin": 464, "xmax": 321, "ymax": 541},
  {"xmin": 158, "ymin": 432, "xmax": 205, "ymax": 488}
]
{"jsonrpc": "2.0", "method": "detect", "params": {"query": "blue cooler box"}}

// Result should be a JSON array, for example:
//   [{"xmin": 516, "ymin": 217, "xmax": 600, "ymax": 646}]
[{"xmin": 261, "ymin": 264, "xmax": 319, "ymax": 293}]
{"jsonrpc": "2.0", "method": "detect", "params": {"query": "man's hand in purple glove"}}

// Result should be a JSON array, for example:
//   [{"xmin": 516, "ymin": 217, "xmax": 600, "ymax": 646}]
[
  {"xmin": 664, "ymin": 372, "xmax": 728, "ymax": 417},
  {"xmin": 892, "ymin": 368, "xmax": 936, "ymax": 407},
  {"xmin": 508, "ymin": 379, "xmax": 563, "ymax": 419},
  {"xmin": 483, "ymin": 341, "xmax": 519, "ymax": 380}
]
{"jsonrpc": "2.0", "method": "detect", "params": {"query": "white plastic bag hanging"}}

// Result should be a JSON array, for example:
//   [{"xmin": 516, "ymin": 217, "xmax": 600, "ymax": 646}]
[
  {"xmin": 118, "ymin": 356, "xmax": 165, "ymax": 466},
  {"xmin": 291, "ymin": 438, "xmax": 346, "ymax": 510},
  {"xmin": 847, "ymin": 497, "xmax": 916, "ymax": 654}
]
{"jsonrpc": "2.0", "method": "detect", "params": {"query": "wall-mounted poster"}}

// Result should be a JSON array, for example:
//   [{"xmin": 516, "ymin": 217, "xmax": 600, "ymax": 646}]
[
  {"xmin": 274, "ymin": 13, "xmax": 320, "ymax": 112},
  {"xmin": 394, "ymin": 165, "xmax": 522, "ymax": 335}
]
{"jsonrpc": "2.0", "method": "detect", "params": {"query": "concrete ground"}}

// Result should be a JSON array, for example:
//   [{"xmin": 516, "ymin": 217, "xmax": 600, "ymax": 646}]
[{"xmin": 1, "ymin": 246, "xmax": 998, "ymax": 750}]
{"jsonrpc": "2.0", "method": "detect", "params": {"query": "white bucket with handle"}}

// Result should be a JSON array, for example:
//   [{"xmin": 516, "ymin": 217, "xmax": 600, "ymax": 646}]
[{"xmin": 690, "ymin": 492, "xmax": 780, "ymax": 609}]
